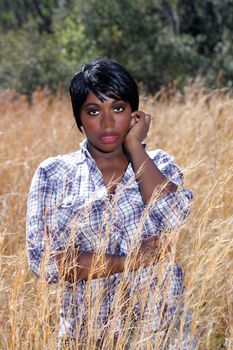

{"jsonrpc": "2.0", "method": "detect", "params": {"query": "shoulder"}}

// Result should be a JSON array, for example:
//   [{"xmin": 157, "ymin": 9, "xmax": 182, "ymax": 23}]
[{"xmin": 34, "ymin": 149, "xmax": 84, "ymax": 182}]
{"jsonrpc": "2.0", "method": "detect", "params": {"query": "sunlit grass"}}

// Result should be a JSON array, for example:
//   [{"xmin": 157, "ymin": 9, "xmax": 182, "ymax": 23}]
[{"xmin": 0, "ymin": 84, "xmax": 232, "ymax": 349}]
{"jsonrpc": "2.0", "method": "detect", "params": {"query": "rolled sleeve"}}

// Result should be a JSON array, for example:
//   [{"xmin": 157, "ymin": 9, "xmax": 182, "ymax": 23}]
[
  {"xmin": 147, "ymin": 150, "xmax": 193, "ymax": 231},
  {"xmin": 26, "ymin": 165, "xmax": 59, "ymax": 284},
  {"xmin": 149, "ymin": 188, "xmax": 193, "ymax": 230}
]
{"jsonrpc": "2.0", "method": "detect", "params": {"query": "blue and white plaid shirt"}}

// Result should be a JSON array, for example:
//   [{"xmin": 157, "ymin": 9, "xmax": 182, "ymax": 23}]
[{"xmin": 26, "ymin": 139, "xmax": 193, "ymax": 339}]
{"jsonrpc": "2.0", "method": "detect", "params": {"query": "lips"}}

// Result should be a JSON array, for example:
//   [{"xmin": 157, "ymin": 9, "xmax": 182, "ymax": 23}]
[{"xmin": 99, "ymin": 132, "xmax": 120, "ymax": 144}]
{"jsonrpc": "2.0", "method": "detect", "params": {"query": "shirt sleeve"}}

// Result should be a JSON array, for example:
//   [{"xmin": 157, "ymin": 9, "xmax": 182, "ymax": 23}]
[
  {"xmin": 26, "ymin": 164, "xmax": 59, "ymax": 284},
  {"xmin": 147, "ymin": 149, "xmax": 193, "ymax": 231}
]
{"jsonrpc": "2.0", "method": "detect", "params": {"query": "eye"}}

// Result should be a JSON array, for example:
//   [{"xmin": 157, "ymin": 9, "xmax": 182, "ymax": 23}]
[
  {"xmin": 113, "ymin": 106, "xmax": 124, "ymax": 113},
  {"xmin": 88, "ymin": 109, "xmax": 99, "ymax": 116}
]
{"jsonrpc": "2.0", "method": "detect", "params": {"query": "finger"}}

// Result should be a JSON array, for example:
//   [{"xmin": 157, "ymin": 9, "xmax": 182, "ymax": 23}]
[
  {"xmin": 132, "ymin": 112, "xmax": 151, "ymax": 125},
  {"xmin": 144, "ymin": 114, "xmax": 151, "ymax": 130},
  {"xmin": 129, "ymin": 115, "xmax": 137, "ymax": 128},
  {"xmin": 145, "ymin": 114, "xmax": 151, "ymax": 124},
  {"xmin": 143, "ymin": 236, "xmax": 159, "ymax": 245},
  {"xmin": 131, "ymin": 111, "xmax": 146, "ymax": 120},
  {"xmin": 131, "ymin": 110, "xmax": 142, "ymax": 117}
]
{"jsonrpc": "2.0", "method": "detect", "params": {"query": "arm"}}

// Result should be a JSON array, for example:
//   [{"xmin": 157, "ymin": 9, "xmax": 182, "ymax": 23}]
[
  {"xmin": 26, "ymin": 163, "xmax": 59, "ymax": 283},
  {"xmin": 55, "ymin": 238, "xmax": 162, "ymax": 282},
  {"xmin": 27, "ymin": 161, "xmax": 162, "ymax": 284},
  {"xmin": 55, "ymin": 250, "xmax": 126, "ymax": 282},
  {"xmin": 124, "ymin": 112, "xmax": 177, "ymax": 205},
  {"xmin": 125, "ymin": 111, "xmax": 193, "ymax": 231},
  {"xmin": 26, "ymin": 164, "xmax": 128, "ymax": 283}
]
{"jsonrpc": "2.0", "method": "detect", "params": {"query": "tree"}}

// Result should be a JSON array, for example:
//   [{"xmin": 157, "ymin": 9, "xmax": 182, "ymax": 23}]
[
  {"xmin": 77, "ymin": 0, "xmax": 202, "ymax": 90},
  {"xmin": 1, "ymin": 0, "xmax": 233, "ymax": 94},
  {"xmin": 0, "ymin": 0, "xmax": 59, "ymax": 33}
]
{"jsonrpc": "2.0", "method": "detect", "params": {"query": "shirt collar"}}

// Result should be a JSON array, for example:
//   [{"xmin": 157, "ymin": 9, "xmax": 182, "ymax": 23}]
[
  {"xmin": 79, "ymin": 139, "xmax": 96, "ymax": 168},
  {"xmin": 79, "ymin": 139, "xmax": 130, "ymax": 188},
  {"xmin": 79, "ymin": 138, "xmax": 146, "ymax": 185},
  {"xmin": 79, "ymin": 138, "xmax": 90, "ymax": 157}
]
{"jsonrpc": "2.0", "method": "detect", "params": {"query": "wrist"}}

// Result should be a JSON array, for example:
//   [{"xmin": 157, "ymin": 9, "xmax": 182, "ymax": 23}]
[
  {"xmin": 118, "ymin": 255, "xmax": 126, "ymax": 272},
  {"xmin": 124, "ymin": 139, "xmax": 144, "ymax": 154},
  {"xmin": 108, "ymin": 254, "xmax": 126, "ymax": 274}
]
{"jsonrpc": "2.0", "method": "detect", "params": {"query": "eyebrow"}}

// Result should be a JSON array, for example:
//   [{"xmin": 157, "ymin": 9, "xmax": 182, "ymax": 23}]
[
  {"xmin": 82, "ymin": 103, "xmax": 99, "ymax": 108},
  {"xmin": 83, "ymin": 99, "xmax": 126, "ymax": 108}
]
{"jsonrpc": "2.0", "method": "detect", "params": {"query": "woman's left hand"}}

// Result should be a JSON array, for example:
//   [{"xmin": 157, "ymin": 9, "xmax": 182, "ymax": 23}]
[{"xmin": 124, "ymin": 111, "xmax": 151, "ymax": 152}]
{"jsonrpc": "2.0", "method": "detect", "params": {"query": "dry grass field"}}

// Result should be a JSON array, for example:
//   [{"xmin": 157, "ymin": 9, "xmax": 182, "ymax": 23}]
[{"xmin": 0, "ymin": 84, "xmax": 232, "ymax": 349}]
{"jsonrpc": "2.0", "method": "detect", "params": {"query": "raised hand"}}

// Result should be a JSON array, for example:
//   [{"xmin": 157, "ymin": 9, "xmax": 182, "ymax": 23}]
[
  {"xmin": 123, "ymin": 109, "xmax": 177, "ymax": 205},
  {"xmin": 124, "ymin": 111, "xmax": 151, "ymax": 153}
]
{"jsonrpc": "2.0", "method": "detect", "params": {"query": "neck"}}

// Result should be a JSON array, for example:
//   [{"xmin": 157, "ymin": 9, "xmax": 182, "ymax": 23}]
[{"xmin": 87, "ymin": 142, "xmax": 127, "ymax": 162}]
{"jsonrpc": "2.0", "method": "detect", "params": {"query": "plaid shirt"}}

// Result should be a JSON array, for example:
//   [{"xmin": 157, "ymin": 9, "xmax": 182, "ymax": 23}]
[{"xmin": 26, "ymin": 139, "xmax": 193, "ymax": 339}]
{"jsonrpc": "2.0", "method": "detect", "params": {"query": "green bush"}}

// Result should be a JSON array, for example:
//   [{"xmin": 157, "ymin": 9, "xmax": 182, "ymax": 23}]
[
  {"xmin": 1, "ymin": 0, "xmax": 233, "ymax": 95},
  {"xmin": 0, "ymin": 27, "xmax": 71, "ymax": 95}
]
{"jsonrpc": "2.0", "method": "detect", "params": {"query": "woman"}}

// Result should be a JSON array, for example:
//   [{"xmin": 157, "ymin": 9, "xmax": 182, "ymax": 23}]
[{"xmin": 26, "ymin": 57, "xmax": 197, "ymax": 349}]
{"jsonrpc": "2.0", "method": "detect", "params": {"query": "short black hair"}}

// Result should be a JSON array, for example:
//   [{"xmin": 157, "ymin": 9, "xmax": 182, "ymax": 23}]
[{"xmin": 69, "ymin": 57, "xmax": 139, "ymax": 132}]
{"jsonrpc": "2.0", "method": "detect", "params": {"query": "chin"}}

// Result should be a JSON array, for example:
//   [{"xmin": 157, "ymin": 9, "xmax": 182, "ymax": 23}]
[
  {"xmin": 90, "ymin": 140, "xmax": 123, "ymax": 153},
  {"xmin": 100, "ymin": 144, "xmax": 122, "ymax": 153}
]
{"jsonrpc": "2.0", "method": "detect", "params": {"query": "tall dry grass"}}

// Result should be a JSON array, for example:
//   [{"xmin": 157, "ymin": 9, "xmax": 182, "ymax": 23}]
[{"xmin": 0, "ymin": 84, "xmax": 232, "ymax": 349}]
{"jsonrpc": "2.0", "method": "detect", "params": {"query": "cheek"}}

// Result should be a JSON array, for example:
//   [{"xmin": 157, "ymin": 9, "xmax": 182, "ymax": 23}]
[
  {"xmin": 84, "ymin": 122, "xmax": 96, "ymax": 131},
  {"xmin": 118, "ymin": 112, "xmax": 132, "ymax": 129},
  {"xmin": 81, "ymin": 117, "xmax": 98, "ymax": 134}
]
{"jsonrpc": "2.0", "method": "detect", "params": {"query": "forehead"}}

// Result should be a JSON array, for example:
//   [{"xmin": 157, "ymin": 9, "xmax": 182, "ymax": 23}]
[{"xmin": 83, "ymin": 91, "xmax": 124, "ymax": 107}]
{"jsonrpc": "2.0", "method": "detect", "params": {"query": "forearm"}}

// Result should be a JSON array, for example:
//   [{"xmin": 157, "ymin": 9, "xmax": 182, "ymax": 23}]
[
  {"xmin": 55, "ymin": 235, "xmax": 166, "ymax": 282},
  {"xmin": 128, "ymin": 142, "xmax": 177, "ymax": 204},
  {"xmin": 56, "ymin": 250, "xmax": 126, "ymax": 282}
]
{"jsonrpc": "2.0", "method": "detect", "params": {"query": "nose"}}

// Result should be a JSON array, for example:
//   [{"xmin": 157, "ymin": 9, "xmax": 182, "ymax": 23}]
[{"xmin": 100, "ymin": 112, "xmax": 115, "ymax": 129}]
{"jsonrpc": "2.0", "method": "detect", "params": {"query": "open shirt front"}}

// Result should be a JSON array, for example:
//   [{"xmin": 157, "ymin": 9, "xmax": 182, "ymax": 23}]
[{"xmin": 26, "ymin": 139, "xmax": 193, "ymax": 339}]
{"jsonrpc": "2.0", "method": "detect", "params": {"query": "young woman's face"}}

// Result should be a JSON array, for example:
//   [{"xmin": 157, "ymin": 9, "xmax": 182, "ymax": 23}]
[{"xmin": 80, "ymin": 91, "xmax": 132, "ymax": 154}]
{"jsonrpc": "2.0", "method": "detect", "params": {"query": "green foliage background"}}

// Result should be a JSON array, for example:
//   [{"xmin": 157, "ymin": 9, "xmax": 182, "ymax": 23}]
[{"xmin": 1, "ymin": 0, "xmax": 233, "ymax": 95}]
